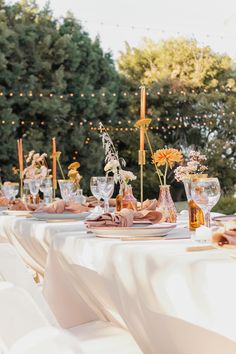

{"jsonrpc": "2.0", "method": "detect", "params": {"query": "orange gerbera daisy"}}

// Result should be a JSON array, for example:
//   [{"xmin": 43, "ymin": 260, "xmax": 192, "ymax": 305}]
[
  {"xmin": 135, "ymin": 118, "xmax": 152, "ymax": 129},
  {"xmin": 68, "ymin": 161, "xmax": 80, "ymax": 170},
  {"xmin": 153, "ymin": 148, "xmax": 183, "ymax": 168}
]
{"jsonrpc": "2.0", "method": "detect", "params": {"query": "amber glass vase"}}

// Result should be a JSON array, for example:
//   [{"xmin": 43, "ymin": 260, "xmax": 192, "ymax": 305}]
[
  {"xmin": 157, "ymin": 185, "xmax": 177, "ymax": 223},
  {"xmin": 183, "ymin": 177, "xmax": 204, "ymax": 231},
  {"xmin": 116, "ymin": 185, "xmax": 137, "ymax": 211}
]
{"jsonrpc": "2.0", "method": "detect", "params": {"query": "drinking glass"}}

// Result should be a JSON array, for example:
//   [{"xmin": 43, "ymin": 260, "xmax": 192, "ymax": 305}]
[
  {"xmin": 90, "ymin": 177, "xmax": 103, "ymax": 213},
  {"xmin": 97, "ymin": 176, "xmax": 114, "ymax": 213},
  {"xmin": 28, "ymin": 179, "xmax": 41, "ymax": 205},
  {"xmin": 58, "ymin": 180, "xmax": 74, "ymax": 203},
  {"xmin": 190, "ymin": 177, "xmax": 221, "ymax": 228},
  {"xmin": 40, "ymin": 178, "xmax": 53, "ymax": 205},
  {"xmin": 2, "ymin": 183, "xmax": 19, "ymax": 202}
]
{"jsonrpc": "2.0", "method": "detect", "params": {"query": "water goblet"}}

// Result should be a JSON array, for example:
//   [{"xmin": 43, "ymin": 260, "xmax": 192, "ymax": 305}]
[
  {"xmin": 90, "ymin": 177, "xmax": 103, "ymax": 213},
  {"xmin": 28, "ymin": 179, "xmax": 41, "ymax": 205},
  {"xmin": 190, "ymin": 177, "xmax": 221, "ymax": 229},
  {"xmin": 2, "ymin": 183, "xmax": 19, "ymax": 203},
  {"xmin": 58, "ymin": 180, "xmax": 74, "ymax": 203},
  {"xmin": 97, "ymin": 176, "xmax": 114, "ymax": 213},
  {"xmin": 40, "ymin": 178, "xmax": 53, "ymax": 205}
]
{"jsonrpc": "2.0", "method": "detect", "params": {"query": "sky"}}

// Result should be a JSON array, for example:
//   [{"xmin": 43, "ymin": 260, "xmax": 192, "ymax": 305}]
[{"xmin": 13, "ymin": 0, "xmax": 236, "ymax": 60}]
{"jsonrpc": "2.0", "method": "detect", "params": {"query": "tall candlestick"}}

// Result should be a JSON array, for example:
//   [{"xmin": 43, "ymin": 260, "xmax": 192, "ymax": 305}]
[
  {"xmin": 140, "ymin": 86, "xmax": 146, "ymax": 151},
  {"xmin": 52, "ymin": 137, "xmax": 57, "ymax": 198},
  {"xmin": 17, "ymin": 138, "xmax": 23, "ymax": 198},
  {"xmin": 139, "ymin": 86, "xmax": 146, "ymax": 208}
]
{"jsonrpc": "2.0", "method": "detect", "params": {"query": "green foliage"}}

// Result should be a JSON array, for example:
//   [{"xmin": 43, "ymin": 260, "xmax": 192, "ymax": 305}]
[
  {"xmin": 117, "ymin": 38, "xmax": 236, "ymax": 199},
  {"xmin": 212, "ymin": 195, "xmax": 236, "ymax": 215},
  {"xmin": 0, "ymin": 0, "xmax": 121, "ymax": 193}
]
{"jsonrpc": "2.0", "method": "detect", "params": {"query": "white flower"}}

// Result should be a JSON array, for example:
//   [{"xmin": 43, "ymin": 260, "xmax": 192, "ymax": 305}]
[
  {"xmin": 104, "ymin": 159, "xmax": 120, "ymax": 173},
  {"xmin": 119, "ymin": 170, "xmax": 137, "ymax": 183}
]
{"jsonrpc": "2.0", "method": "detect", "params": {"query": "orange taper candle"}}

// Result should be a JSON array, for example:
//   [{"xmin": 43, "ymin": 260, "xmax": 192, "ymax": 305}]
[
  {"xmin": 140, "ymin": 86, "xmax": 146, "ymax": 150},
  {"xmin": 17, "ymin": 138, "xmax": 23, "ymax": 177},
  {"xmin": 52, "ymin": 137, "xmax": 57, "ymax": 190}
]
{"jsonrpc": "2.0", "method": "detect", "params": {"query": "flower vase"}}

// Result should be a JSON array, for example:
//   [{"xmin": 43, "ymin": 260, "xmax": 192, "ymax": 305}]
[
  {"xmin": 157, "ymin": 185, "xmax": 177, "ymax": 223},
  {"xmin": 183, "ymin": 177, "xmax": 205, "ymax": 231},
  {"xmin": 116, "ymin": 185, "xmax": 137, "ymax": 211}
]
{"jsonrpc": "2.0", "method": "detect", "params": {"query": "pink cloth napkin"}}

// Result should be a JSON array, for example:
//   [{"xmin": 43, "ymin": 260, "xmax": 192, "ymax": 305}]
[
  {"xmin": 36, "ymin": 200, "xmax": 90, "ymax": 214},
  {"xmin": 9, "ymin": 200, "xmax": 37, "ymax": 211},
  {"xmin": 86, "ymin": 208, "xmax": 134, "ymax": 228},
  {"xmin": 141, "ymin": 199, "xmax": 158, "ymax": 210},
  {"xmin": 86, "ymin": 208, "xmax": 162, "ymax": 228},
  {"xmin": 213, "ymin": 229, "xmax": 236, "ymax": 246},
  {"xmin": 0, "ymin": 197, "xmax": 9, "ymax": 206}
]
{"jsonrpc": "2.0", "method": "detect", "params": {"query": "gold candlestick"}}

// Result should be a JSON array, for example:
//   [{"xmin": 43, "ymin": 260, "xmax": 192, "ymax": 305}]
[{"xmin": 138, "ymin": 150, "xmax": 146, "ymax": 209}]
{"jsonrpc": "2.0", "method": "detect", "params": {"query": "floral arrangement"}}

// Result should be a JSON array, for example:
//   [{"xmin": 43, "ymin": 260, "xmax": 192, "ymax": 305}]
[
  {"xmin": 99, "ymin": 122, "xmax": 136, "ymax": 188},
  {"xmin": 68, "ymin": 161, "xmax": 82, "ymax": 190},
  {"xmin": 174, "ymin": 150, "xmax": 208, "ymax": 182},
  {"xmin": 135, "ymin": 119, "xmax": 183, "ymax": 185},
  {"xmin": 153, "ymin": 148, "xmax": 183, "ymax": 185},
  {"xmin": 23, "ymin": 151, "xmax": 50, "ymax": 179}
]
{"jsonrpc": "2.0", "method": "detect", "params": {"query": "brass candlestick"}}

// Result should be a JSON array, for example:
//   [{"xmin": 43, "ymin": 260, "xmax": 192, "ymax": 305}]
[
  {"xmin": 138, "ymin": 150, "xmax": 146, "ymax": 209},
  {"xmin": 20, "ymin": 172, "xmax": 23, "ymax": 199}
]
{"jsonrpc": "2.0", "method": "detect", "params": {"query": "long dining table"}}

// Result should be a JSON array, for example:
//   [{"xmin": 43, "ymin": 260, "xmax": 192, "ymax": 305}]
[{"xmin": 1, "ymin": 212, "xmax": 236, "ymax": 353}]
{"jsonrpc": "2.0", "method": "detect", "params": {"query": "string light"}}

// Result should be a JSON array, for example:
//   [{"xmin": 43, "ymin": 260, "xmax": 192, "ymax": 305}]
[{"xmin": 0, "ymin": 87, "xmax": 234, "ymax": 99}]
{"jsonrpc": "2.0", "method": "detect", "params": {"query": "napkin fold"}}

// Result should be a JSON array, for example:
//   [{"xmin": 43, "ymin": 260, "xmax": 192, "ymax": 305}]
[
  {"xmin": 86, "ymin": 207, "xmax": 162, "ymax": 228},
  {"xmin": 212, "ymin": 229, "xmax": 236, "ymax": 246},
  {"xmin": 0, "ymin": 197, "xmax": 9, "ymax": 206},
  {"xmin": 86, "ymin": 208, "xmax": 134, "ymax": 228},
  {"xmin": 10, "ymin": 199, "xmax": 89, "ymax": 214}
]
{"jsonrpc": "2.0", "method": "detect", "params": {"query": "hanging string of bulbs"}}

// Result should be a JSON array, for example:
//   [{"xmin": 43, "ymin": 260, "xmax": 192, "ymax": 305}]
[{"xmin": 0, "ymin": 86, "xmax": 235, "ymax": 99}]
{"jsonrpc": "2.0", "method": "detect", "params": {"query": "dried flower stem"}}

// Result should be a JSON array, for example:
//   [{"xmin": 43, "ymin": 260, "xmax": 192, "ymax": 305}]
[
  {"xmin": 144, "ymin": 130, "xmax": 163, "ymax": 185},
  {"xmin": 57, "ymin": 159, "xmax": 65, "ymax": 180}
]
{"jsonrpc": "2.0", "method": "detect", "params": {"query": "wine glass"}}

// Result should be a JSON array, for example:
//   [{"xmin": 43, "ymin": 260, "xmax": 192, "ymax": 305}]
[
  {"xmin": 97, "ymin": 176, "xmax": 114, "ymax": 213},
  {"xmin": 28, "ymin": 179, "xmax": 41, "ymax": 205},
  {"xmin": 2, "ymin": 183, "xmax": 19, "ymax": 202},
  {"xmin": 40, "ymin": 178, "xmax": 52, "ymax": 205},
  {"xmin": 190, "ymin": 177, "xmax": 221, "ymax": 228},
  {"xmin": 90, "ymin": 177, "xmax": 103, "ymax": 213},
  {"xmin": 58, "ymin": 180, "xmax": 74, "ymax": 203}
]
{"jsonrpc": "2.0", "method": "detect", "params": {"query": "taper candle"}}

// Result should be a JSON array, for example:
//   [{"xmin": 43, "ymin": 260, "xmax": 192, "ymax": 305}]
[
  {"xmin": 52, "ymin": 137, "xmax": 57, "ymax": 191},
  {"xmin": 140, "ymin": 86, "xmax": 146, "ymax": 150}
]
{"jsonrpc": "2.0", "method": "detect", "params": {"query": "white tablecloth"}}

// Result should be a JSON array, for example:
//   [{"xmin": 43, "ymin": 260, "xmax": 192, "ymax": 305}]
[
  {"xmin": 0, "ymin": 215, "xmax": 87, "ymax": 274},
  {"xmin": 0, "ymin": 215, "xmax": 97, "ymax": 326},
  {"xmin": 44, "ymin": 231, "xmax": 236, "ymax": 353}
]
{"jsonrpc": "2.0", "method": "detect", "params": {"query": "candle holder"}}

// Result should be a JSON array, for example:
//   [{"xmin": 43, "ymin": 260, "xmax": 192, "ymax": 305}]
[{"xmin": 138, "ymin": 150, "xmax": 146, "ymax": 209}]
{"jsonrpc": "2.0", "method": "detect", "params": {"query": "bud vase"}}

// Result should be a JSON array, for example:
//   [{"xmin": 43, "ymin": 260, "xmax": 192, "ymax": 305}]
[
  {"xmin": 116, "ymin": 185, "xmax": 137, "ymax": 211},
  {"xmin": 157, "ymin": 185, "xmax": 177, "ymax": 223},
  {"xmin": 183, "ymin": 177, "xmax": 205, "ymax": 231}
]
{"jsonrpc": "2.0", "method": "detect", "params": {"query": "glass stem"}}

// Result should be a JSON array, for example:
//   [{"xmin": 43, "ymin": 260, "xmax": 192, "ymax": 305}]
[
  {"xmin": 104, "ymin": 199, "xmax": 109, "ymax": 213},
  {"xmin": 204, "ymin": 209, "xmax": 211, "ymax": 228}
]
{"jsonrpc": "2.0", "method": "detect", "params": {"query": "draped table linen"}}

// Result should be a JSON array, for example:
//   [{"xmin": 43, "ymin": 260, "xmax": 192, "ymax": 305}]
[{"xmin": 43, "ymin": 227, "xmax": 236, "ymax": 353}]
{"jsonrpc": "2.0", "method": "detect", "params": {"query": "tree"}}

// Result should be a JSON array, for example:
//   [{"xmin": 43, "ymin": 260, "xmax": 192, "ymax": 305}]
[
  {"xmin": 117, "ymin": 38, "xmax": 236, "ymax": 199},
  {"xmin": 0, "ymin": 0, "xmax": 122, "ymax": 193}
]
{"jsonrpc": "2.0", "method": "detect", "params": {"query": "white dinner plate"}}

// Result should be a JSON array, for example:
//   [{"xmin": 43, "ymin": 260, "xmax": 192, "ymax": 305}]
[
  {"xmin": 90, "ymin": 223, "xmax": 176, "ymax": 239},
  {"xmin": 33, "ymin": 211, "xmax": 90, "ymax": 221},
  {"xmin": 2, "ymin": 210, "xmax": 32, "ymax": 217}
]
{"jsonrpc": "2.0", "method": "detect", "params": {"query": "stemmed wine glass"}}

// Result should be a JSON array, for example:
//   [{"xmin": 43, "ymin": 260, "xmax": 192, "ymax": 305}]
[
  {"xmin": 2, "ymin": 183, "xmax": 19, "ymax": 203},
  {"xmin": 90, "ymin": 177, "xmax": 103, "ymax": 213},
  {"xmin": 190, "ymin": 177, "xmax": 221, "ymax": 228},
  {"xmin": 28, "ymin": 179, "xmax": 41, "ymax": 205},
  {"xmin": 97, "ymin": 176, "xmax": 114, "ymax": 213},
  {"xmin": 40, "ymin": 177, "xmax": 52, "ymax": 205}
]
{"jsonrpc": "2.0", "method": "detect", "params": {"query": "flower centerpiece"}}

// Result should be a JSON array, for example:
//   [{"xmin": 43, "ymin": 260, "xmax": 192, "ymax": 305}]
[
  {"xmin": 23, "ymin": 151, "xmax": 50, "ymax": 180},
  {"xmin": 99, "ymin": 122, "xmax": 137, "ymax": 210},
  {"xmin": 174, "ymin": 150, "xmax": 208, "ymax": 230},
  {"xmin": 68, "ymin": 162, "xmax": 82, "ymax": 190},
  {"xmin": 135, "ymin": 118, "xmax": 183, "ymax": 222}
]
